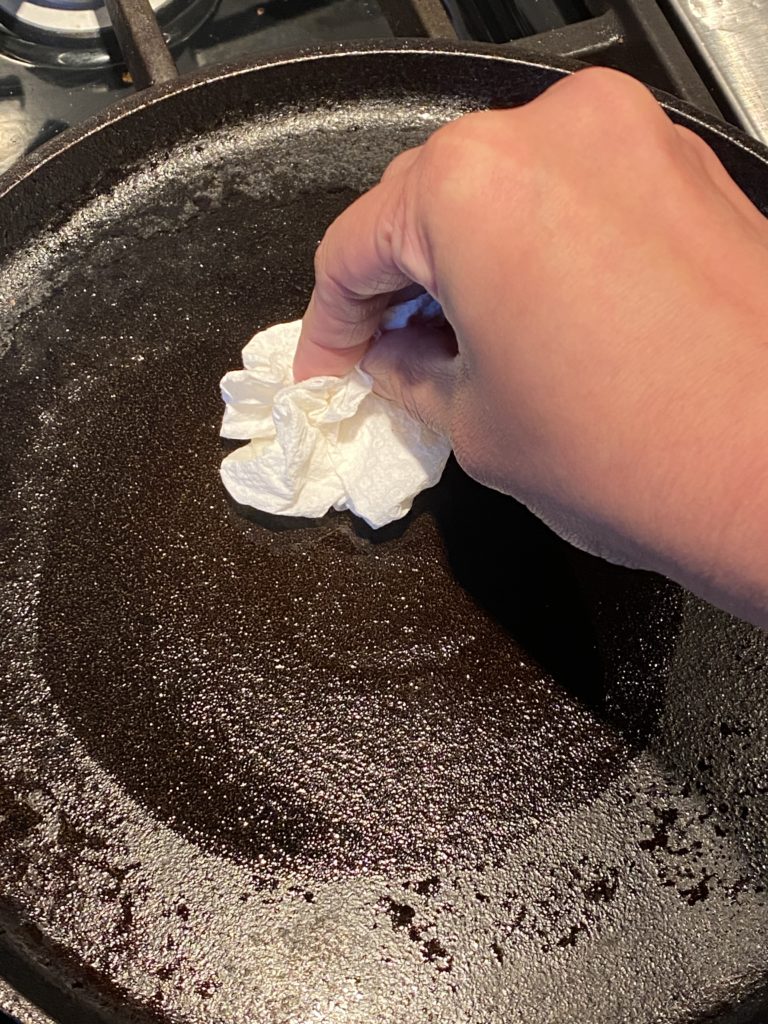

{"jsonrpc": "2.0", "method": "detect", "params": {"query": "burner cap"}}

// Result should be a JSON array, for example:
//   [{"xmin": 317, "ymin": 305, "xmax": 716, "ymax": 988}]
[
  {"xmin": 0, "ymin": 0, "xmax": 216, "ymax": 66},
  {"xmin": 0, "ymin": 0, "xmax": 173, "ymax": 43}
]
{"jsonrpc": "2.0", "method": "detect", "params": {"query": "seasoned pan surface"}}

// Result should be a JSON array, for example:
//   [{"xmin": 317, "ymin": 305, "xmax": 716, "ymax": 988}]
[{"xmin": 1, "ymin": 44, "xmax": 767, "ymax": 1024}]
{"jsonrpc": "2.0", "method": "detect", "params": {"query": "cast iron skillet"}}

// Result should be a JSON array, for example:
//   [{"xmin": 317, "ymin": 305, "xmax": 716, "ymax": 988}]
[{"xmin": 1, "ymin": 41, "xmax": 768, "ymax": 1024}]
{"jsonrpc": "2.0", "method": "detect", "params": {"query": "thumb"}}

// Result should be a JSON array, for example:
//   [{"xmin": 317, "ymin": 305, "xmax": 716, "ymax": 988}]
[{"xmin": 361, "ymin": 324, "xmax": 458, "ymax": 437}]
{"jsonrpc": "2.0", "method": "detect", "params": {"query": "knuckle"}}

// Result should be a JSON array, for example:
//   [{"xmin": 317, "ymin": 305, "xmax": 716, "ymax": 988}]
[
  {"xmin": 421, "ymin": 121, "xmax": 471, "ymax": 182},
  {"xmin": 423, "ymin": 111, "xmax": 501, "ymax": 164},
  {"xmin": 559, "ymin": 67, "xmax": 664, "ymax": 132},
  {"xmin": 674, "ymin": 124, "xmax": 719, "ymax": 164},
  {"xmin": 419, "ymin": 112, "xmax": 513, "ymax": 212},
  {"xmin": 311, "ymin": 252, "xmax": 368, "ymax": 330},
  {"xmin": 313, "ymin": 238, "xmax": 357, "ymax": 310},
  {"xmin": 312, "ymin": 235, "xmax": 331, "ymax": 281},
  {"xmin": 541, "ymin": 68, "xmax": 676, "ymax": 168},
  {"xmin": 381, "ymin": 146, "xmax": 420, "ymax": 181},
  {"xmin": 568, "ymin": 66, "xmax": 652, "ymax": 106}
]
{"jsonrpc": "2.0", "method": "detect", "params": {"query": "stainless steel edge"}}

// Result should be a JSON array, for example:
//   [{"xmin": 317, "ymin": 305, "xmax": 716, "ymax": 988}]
[{"xmin": 664, "ymin": 0, "xmax": 768, "ymax": 143}]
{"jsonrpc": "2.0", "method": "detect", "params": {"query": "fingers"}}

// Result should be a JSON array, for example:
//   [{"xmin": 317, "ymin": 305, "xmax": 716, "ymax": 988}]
[
  {"xmin": 361, "ymin": 324, "xmax": 458, "ymax": 436},
  {"xmin": 293, "ymin": 149, "xmax": 433, "ymax": 382},
  {"xmin": 293, "ymin": 183, "xmax": 409, "ymax": 380}
]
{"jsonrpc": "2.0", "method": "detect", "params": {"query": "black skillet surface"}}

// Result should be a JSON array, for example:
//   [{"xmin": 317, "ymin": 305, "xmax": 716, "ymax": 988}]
[{"xmin": 1, "ymin": 42, "xmax": 768, "ymax": 1024}]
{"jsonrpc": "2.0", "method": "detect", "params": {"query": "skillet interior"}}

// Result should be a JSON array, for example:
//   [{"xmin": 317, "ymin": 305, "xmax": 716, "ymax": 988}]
[{"xmin": 0, "ymin": 46, "xmax": 767, "ymax": 1024}]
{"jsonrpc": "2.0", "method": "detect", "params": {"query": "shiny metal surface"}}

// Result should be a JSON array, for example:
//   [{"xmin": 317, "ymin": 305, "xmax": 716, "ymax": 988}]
[{"xmin": 665, "ymin": 0, "xmax": 768, "ymax": 143}]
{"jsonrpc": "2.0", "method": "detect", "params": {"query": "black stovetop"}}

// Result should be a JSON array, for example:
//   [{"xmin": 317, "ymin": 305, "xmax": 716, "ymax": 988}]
[{"xmin": 0, "ymin": 0, "xmax": 732, "ymax": 176}]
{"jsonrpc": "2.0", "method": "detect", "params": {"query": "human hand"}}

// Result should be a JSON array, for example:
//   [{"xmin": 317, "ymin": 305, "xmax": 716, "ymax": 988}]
[{"xmin": 294, "ymin": 68, "xmax": 768, "ymax": 626}]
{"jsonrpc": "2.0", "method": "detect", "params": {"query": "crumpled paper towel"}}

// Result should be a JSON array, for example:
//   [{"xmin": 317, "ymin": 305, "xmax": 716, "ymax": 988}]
[{"xmin": 219, "ymin": 294, "xmax": 452, "ymax": 528}]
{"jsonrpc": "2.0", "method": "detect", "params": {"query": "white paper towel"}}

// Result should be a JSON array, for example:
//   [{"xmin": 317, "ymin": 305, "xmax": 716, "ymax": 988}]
[{"xmin": 219, "ymin": 294, "xmax": 452, "ymax": 528}]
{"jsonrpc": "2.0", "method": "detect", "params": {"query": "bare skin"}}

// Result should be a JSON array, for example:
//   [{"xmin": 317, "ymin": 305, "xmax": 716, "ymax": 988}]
[{"xmin": 293, "ymin": 67, "xmax": 768, "ymax": 628}]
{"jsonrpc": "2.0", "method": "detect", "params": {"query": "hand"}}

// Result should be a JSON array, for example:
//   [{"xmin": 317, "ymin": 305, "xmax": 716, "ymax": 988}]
[{"xmin": 294, "ymin": 67, "xmax": 768, "ymax": 627}]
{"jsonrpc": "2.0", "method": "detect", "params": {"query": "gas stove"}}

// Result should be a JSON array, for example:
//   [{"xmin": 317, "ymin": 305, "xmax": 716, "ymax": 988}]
[{"xmin": 0, "ymin": 0, "xmax": 765, "ymax": 177}]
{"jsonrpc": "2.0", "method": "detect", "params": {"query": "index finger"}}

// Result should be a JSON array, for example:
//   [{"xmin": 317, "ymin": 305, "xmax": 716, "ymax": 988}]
[{"xmin": 292, "ymin": 151, "xmax": 432, "ymax": 381}]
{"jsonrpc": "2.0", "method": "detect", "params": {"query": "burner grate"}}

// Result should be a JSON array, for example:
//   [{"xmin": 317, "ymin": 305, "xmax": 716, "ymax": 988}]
[{"xmin": 376, "ymin": 0, "xmax": 724, "ymax": 114}]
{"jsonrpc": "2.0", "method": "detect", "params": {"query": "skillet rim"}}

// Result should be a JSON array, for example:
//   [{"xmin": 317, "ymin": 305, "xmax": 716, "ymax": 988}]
[{"xmin": 1, "ymin": 37, "xmax": 768, "ymax": 208}]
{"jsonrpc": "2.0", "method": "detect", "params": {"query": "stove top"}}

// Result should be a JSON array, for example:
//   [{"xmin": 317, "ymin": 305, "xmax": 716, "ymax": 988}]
[
  {"xmin": 0, "ymin": 0, "xmax": 392, "ymax": 171},
  {"xmin": 0, "ymin": 0, "xmax": 765, "ymax": 177}
]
